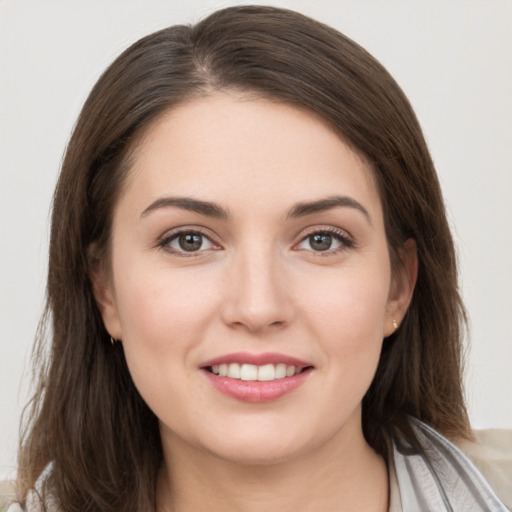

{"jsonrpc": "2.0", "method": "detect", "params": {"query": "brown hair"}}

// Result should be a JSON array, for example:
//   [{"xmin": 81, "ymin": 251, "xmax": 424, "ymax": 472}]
[{"xmin": 17, "ymin": 5, "xmax": 471, "ymax": 511}]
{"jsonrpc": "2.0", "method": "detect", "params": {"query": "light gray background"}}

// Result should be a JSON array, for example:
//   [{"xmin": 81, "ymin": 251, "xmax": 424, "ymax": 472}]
[{"xmin": 1, "ymin": 0, "xmax": 511, "ymax": 480}]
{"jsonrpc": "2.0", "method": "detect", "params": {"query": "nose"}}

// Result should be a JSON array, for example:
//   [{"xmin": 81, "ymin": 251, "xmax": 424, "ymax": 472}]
[{"xmin": 220, "ymin": 244, "xmax": 294, "ymax": 333}]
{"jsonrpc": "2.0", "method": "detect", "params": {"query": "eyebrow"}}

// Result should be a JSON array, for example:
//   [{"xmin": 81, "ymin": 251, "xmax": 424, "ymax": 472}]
[
  {"xmin": 287, "ymin": 195, "xmax": 372, "ymax": 225},
  {"xmin": 140, "ymin": 194, "xmax": 371, "ymax": 224},
  {"xmin": 141, "ymin": 197, "xmax": 229, "ymax": 219}
]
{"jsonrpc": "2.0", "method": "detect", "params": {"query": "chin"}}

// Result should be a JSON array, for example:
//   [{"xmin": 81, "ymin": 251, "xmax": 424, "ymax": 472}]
[
  {"xmin": 194, "ymin": 419, "xmax": 326, "ymax": 466},
  {"xmin": 207, "ymin": 438, "xmax": 307, "ymax": 466}
]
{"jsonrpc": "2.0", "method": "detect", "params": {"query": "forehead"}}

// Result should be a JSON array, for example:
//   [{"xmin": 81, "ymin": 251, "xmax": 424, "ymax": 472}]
[{"xmin": 121, "ymin": 92, "xmax": 381, "ymax": 220}]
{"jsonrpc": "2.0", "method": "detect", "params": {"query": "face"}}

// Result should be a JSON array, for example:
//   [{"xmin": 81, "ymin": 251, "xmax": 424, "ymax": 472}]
[{"xmin": 94, "ymin": 92, "xmax": 415, "ymax": 464}]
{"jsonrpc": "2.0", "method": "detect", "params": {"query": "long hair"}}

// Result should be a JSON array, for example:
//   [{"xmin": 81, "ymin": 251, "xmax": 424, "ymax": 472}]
[{"xmin": 17, "ymin": 6, "xmax": 470, "ymax": 510}]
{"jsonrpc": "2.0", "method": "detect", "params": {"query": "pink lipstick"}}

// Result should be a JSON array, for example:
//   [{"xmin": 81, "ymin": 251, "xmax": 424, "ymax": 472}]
[{"xmin": 200, "ymin": 352, "xmax": 313, "ymax": 402}]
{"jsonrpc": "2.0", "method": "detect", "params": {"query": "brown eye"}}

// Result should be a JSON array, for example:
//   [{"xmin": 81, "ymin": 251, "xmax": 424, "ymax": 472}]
[
  {"xmin": 295, "ymin": 229, "xmax": 352, "ymax": 254},
  {"xmin": 309, "ymin": 233, "xmax": 333, "ymax": 251},
  {"xmin": 178, "ymin": 233, "xmax": 203, "ymax": 251},
  {"xmin": 166, "ymin": 231, "xmax": 214, "ymax": 253}
]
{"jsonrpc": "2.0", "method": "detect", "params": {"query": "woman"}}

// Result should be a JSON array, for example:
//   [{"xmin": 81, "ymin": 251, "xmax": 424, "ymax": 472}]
[{"xmin": 9, "ymin": 5, "xmax": 510, "ymax": 511}]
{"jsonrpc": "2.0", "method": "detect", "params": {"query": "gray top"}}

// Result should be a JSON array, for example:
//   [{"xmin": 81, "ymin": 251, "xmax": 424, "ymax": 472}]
[{"xmin": 390, "ymin": 419, "xmax": 508, "ymax": 511}]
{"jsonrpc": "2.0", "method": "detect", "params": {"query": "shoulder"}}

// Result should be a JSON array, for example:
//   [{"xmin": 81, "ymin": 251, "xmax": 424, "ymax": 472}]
[
  {"xmin": 3, "ymin": 496, "xmax": 47, "ymax": 512},
  {"xmin": 5, "ymin": 505, "xmax": 24, "ymax": 512},
  {"xmin": 0, "ymin": 479, "xmax": 49, "ymax": 512},
  {"xmin": 456, "ymin": 429, "xmax": 512, "ymax": 510},
  {"xmin": 0, "ymin": 480, "xmax": 16, "ymax": 512},
  {"xmin": 392, "ymin": 420, "xmax": 512, "ymax": 510}
]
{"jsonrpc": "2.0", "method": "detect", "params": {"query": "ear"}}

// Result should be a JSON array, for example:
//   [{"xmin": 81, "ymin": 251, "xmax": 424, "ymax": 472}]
[
  {"xmin": 385, "ymin": 238, "xmax": 418, "ymax": 336},
  {"xmin": 88, "ymin": 244, "xmax": 123, "ymax": 340}
]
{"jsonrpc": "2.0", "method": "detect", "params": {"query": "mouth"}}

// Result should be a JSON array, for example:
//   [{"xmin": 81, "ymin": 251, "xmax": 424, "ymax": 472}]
[
  {"xmin": 204, "ymin": 362, "xmax": 312, "ymax": 381},
  {"xmin": 200, "ymin": 353, "xmax": 314, "ymax": 402}
]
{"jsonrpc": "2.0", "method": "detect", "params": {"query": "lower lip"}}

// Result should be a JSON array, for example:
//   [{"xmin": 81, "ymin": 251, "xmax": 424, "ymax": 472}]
[{"xmin": 202, "ymin": 369, "xmax": 312, "ymax": 403}]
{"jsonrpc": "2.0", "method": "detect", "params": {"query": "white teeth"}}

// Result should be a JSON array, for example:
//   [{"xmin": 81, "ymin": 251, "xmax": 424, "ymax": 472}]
[
  {"xmin": 227, "ymin": 363, "xmax": 241, "ymax": 378},
  {"xmin": 218, "ymin": 364, "xmax": 228, "ymax": 377},
  {"xmin": 240, "ymin": 364, "xmax": 258, "ymax": 381},
  {"xmin": 210, "ymin": 363, "xmax": 305, "ymax": 381},
  {"xmin": 275, "ymin": 363, "xmax": 287, "ymax": 379},
  {"xmin": 257, "ymin": 364, "xmax": 275, "ymax": 381},
  {"xmin": 286, "ymin": 365, "xmax": 296, "ymax": 377}
]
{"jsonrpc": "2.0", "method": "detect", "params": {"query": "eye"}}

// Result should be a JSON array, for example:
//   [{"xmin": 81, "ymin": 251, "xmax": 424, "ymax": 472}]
[
  {"xmin": 296, "ymin": 229, "xmax": 353, "ymax": 253},
  {"xmin": 162, "ymin": 230, "xmax": 216, "ymax": 254}
]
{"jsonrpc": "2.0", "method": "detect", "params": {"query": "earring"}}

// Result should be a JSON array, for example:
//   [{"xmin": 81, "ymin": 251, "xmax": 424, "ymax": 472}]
[
  {"xmin": 392, "ymin": 319, "xmax": 399, "ymax": 331},
  {"xmin": 110, "ymin": 336, "xmax": 116, "ymax": 345}
]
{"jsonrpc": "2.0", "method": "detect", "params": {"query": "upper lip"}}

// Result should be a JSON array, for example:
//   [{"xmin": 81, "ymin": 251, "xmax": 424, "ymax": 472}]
[{"xmin": 200, "ymin": 352, "xmax": 312, "ymax": 368}]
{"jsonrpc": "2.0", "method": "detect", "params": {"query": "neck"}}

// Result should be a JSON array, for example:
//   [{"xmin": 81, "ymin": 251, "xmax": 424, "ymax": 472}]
[{"xmin": 156, "ymin": 417, "xmax": 389, "ymax": 512}]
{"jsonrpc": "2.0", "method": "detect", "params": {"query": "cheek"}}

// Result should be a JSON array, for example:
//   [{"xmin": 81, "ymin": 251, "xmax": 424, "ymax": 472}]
[
  {"xmin": 296, "ymin": 258, "xmax": 391, "ymax": 386},
  {"xmin": 303, "ymin": 266, "xmax": 390, "ymax": 339},
  {"xmin": 114, "ymin": 263, "xmax": 218, "ymax": 345},
  {"xmin": 112, "ymin": 264, "xmax": 222, "ymax": 422}
]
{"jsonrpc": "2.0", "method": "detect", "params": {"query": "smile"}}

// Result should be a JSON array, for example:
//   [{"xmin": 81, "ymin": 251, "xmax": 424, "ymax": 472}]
[
  {"xmin": 209, "ymin": 363, "xmax": 303, "ymax": 381},
  {"xmin": 201, "ymin": 353, "xmax": 313, "ymax": 402}
]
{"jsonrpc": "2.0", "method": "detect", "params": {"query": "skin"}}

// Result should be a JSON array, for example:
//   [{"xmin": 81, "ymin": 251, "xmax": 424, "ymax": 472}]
[{"xmin": 93, "ymin": 92, "xmax": 417, "ymax": 511}]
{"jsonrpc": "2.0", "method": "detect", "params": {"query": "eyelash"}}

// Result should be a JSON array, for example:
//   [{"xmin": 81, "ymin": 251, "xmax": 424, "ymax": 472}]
[
  {"xmin": 294, "ymin": 227, "xmax": 355, "ymax": 255},
  {"xmin": 157, "ymin": 229, "xmax": 219, "ymax": 258},
  {"xmin": 157, "ymin": 226, "xmax": 355, "ymax": 257}
]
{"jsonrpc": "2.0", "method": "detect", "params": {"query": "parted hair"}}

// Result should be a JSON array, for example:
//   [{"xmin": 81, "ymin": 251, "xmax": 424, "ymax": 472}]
[{"xmin": 17, "ymin": 5, "xmax": 471, "ymax": 511}]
